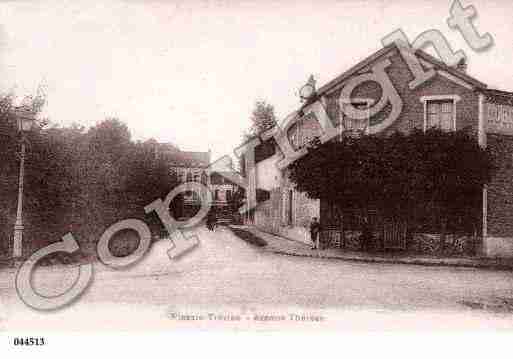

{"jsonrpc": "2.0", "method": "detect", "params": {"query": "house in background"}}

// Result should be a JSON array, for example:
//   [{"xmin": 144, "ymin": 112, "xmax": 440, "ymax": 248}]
[
  {"xmin": 158, "ymin": 147, "xmax": 243, "ymax": 219},
  {"xmin": 250, "ymin": 43, "xmax": 513, "ymax": 258},
  {"xmin": 160, "ymin": 147, "xmax": 211, "ymax": 217},
  {"xmin": 210, "ymin": 171, "xmax": 239, "ymax": 207}
]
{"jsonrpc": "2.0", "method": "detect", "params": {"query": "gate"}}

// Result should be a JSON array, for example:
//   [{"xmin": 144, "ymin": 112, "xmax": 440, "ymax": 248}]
[{"xmin": 382, "ymin": 217, "xmax": 408, "ymax": 249}]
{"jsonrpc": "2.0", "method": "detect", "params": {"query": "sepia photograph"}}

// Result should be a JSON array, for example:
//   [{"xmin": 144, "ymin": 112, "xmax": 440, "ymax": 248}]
[{"xmin": 1, "ymin": 0, "xmax": 513, "ymax": 356}]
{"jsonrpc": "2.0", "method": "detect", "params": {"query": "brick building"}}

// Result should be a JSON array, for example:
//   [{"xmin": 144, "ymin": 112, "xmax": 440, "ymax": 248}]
[
  {"xmin": 250, "ymin": 43, "xmax": 513, "ymax": 257},
  {"xmin": 160, "ymin": 147, "xmax": 242, "ymax": 218},
  {"xmin": 210, "ymin": 171, "xmax": 240, "ymax": 207},
  {"xmin": 162, "ymin": 147, "xmax": 211, "ymax": 217},
  {"xmin": 481, "ymin": 89, "xmax": 513, "ymax": 256}
]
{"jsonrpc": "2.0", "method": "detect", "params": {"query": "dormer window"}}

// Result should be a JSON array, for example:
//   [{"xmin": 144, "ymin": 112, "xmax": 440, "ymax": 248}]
[{"xmin": 421, "ymin": 95, "xmax": 461, "ymax": 132}]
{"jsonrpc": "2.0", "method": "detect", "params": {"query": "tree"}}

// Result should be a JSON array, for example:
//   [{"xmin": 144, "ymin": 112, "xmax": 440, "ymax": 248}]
[
  {"xmin": 87, "ymin": 118, "xmax": 131, "ymax": 161},
  {"xmin": 0, "ymin": 93, "xmax": 22, "ymax": 257},
  {"xmin": 0, "ymin": 90, "xmax": 49, "ymax": 258},
  {"xmin": 238, "ymin": 100, "xmax": 278, "ymax": 176},
  {"xmin": 248, "ymin": 100, "xmax": 277, "ymax": 136},
  {"xmin": 0, "ymin": 103, "xmax": 182, "ymax": 260},
  {"xmin": 288, "ymin": 128, "xmax": 493, "ymax": 250}
]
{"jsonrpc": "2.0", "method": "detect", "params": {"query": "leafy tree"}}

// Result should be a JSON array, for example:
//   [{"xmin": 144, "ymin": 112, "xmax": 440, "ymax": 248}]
[
  {"xmin": 239, "ymin": 100, "xmax": 277, "ymax": 175},
  {"xmin": 0, "ymin": 93, "xmax": 21, "ymax": 257},
  {"xmin": 288, "ymin": 128, "xmax": 493, "ymax": 249},
  {"xmin": 0, "ymin": 97, "xmax": 181, "ymax": 261},
  {"xmin": 248, "ymin": 100, "xmax": 277, "ymax": 136}
]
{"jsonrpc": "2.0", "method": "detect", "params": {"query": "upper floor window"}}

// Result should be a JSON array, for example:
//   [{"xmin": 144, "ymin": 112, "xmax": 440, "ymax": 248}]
[
  {"xmin": 339, "ymin": 97, "xmax": 374, "ymax": 137},
  {"xmin": 427, "ymin": 100, "xmax": 453, "ymax": 131},
  {"xmin": 287, "ymin": 113, "xmax": 322, "ymax": 150},
  {"xmin": 421, "ymin": 95, "xmax": 461, "ymax": 132}
]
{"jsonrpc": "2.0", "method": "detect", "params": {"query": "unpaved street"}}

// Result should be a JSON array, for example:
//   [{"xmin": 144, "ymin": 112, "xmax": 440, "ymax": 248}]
[{"xmin": 1, "ymin": 226, "xmax": 513, "ymax": 330}]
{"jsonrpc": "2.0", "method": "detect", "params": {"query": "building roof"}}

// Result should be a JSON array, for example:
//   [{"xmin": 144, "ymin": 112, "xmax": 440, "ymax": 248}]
[
  {"xmin": 168, "ymin": 150, "xmax": 211, "ymax": 168},
  {"xmin": 482, "ymin": 88, "xmax": 513, "ymax": 97},
  {"xmin": 254, "ymin": 43, "xmax": 499, "ymax": 165},
  {"xmin": 415, "ymin": 49, "xmax": 487, "ymax": 89},
  {"xmin": 316, "ymin": 43, "xmax": 487, "ymax": 97},
  {"xmin": 158, "ymin": 142, "xmax": 180, "ymax": 152},
  {"xmin": 211, "ymin": 171, "xmax": 242, "ymax": 186},
  {"xmin": 481, "ymin": 88, "xmax": 513, "ymax": 106},
  {"xmin": 156, "ymin": 142, "xmax": 210, "ymax": 168}
]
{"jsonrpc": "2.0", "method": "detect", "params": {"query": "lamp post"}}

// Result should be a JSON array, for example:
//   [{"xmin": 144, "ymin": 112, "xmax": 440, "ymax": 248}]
[
  {"xmin": 299, "ymin": 75, "xmax": 316, "ymax": 102},
  {"xmin": 12, "ymin": 106, "xmax": 36, "ymax": 260}
]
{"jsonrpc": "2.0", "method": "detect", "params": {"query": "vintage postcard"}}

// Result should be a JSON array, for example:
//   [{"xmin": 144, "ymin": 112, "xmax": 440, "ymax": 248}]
[{"xmin": 1, "ymin": 0, "xmax": 513, "ymax": 356}]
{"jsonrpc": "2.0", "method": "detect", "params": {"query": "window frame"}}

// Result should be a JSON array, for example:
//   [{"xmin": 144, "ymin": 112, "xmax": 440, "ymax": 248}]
[
  {"xmin": 339, "ymin": 97, "xmax": 374, "ymax": 136},
  {"xmin": 288, "ymin": 112, "xmax": 322, "ymax": 150},
  {"xmin": 420, "ymin": 95, "xmax": 461, "ymax": 132}
]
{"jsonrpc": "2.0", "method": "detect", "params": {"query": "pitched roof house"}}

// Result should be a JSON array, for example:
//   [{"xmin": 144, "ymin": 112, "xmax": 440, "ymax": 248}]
[
  {"xmin": 168, "ymin": 150, "xmax": 211, "ymax": 169},
  {"xmin": 250, "ymin": 43, "xmax": 513, "ymax": 257},
  {"xmin": 159, "ymin": 148, "xmax": 211, "ymax": 211}
]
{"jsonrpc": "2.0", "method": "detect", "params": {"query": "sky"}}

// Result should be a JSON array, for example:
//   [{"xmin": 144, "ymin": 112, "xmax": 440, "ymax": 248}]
[{"xmin": 0, "ymin": 0, "xmax": 512, "ymax": 160}]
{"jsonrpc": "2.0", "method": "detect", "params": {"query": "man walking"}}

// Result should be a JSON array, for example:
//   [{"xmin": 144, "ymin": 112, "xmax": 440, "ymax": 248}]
[{"xmin": 310, "ymin": 217, "xmax": 321, "ymax": 250}]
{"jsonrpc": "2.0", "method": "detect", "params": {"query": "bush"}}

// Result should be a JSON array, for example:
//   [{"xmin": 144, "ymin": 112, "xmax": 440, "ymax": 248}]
[{"xmin": 1, "ymin": 112, "xmax": 180, "ymax": 261}]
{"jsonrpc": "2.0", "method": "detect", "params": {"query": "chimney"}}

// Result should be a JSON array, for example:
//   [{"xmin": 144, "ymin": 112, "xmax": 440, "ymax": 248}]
[{"xmin": 456, "ymin": 58, "xmax": 467, "ymax": 73}]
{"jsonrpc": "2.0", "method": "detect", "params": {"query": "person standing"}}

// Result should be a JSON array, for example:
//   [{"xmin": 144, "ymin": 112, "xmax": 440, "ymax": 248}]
[
  {"xmin": 310, "ymin": 217, "xmax": 321, "ymax": 250},
  {"xmin": 207, "ymin": 209, "xmax": 217, "ymax": 231}
]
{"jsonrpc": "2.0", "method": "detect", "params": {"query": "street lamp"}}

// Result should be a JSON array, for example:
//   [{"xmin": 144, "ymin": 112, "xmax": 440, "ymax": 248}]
[
  {"xmin": 13, "ymin": 106, "xmax": 36, "ymax": 260},
  {"xmin": 299, "ymin": 75, "xmax": 316, "ymax": 102}
]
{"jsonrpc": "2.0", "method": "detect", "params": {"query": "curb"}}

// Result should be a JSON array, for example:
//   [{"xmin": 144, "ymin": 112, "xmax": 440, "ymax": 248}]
[
  {"xmin": 265, "ymin": 247, "xmax": 513, "ymax": 271},
  {"xmin": 230, "ymin": 225, "xmax": 513, "ymax": 271}
]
